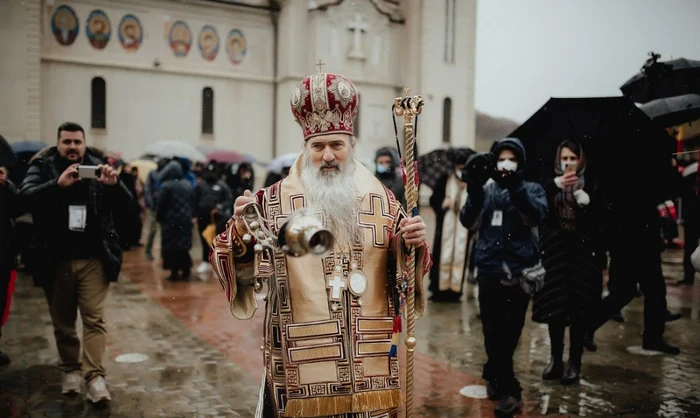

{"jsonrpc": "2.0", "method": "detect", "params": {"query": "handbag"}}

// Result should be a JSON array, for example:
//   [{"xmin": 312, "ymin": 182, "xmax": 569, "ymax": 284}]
[
  {"xmin": 519, "ymin": 226, "xmax": 546, "ymax": 296},
  {"xmin": 201, "ymin": 210, "xmax": 218, "ymax": 246}
]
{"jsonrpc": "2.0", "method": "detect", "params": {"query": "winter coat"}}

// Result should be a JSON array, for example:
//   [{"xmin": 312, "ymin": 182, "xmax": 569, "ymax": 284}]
[
  {"xmin": 460, "ymin": 138, "xmax": 548, "ymax": 278},
  {"xmin": 156, "ymin": 161, "xmax": 195, "ymax": 253},
  {"xmin": 375, "ymin": 147, "xmax": 405, "ymax": 207},
  {"xmin": 145, "ymin": 169, "xmax": 160, "ymax": 209},
  {"xmin": 0, "ymin": 179, "xmax": 19, "ymax": 270},
  {"xmin": 532, "ymin": 179, "xmax": 603, "ymax": 324},
  {"xmin": 19, "ymin": 147, "xmax": 132, "ymax": 285}
]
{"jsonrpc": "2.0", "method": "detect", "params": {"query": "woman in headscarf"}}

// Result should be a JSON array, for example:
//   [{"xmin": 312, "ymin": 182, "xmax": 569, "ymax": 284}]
[{"xmin": 532, "ymin": 140, "xmax": 603, "ymax": 385}]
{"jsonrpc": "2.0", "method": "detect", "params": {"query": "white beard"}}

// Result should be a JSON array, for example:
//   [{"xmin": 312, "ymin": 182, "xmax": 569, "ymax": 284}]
[{"xmin": 299, "ymin": 148, "xmax": 360, "ymax": 251}]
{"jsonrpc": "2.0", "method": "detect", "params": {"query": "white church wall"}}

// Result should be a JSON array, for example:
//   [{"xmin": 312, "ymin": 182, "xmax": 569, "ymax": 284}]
[
  {"xmin": 417, "ymin": 0, "xmax": 477, "ymax": 152},
  {"xmin": 0, "ymin": 0, "xmax": 42, "ymax": 142},
  {"xmin": 39, "ymin": 0, "xmax": 275, "ymax": 161},
  {"xmin": 41, "ymin": 61, "xmax": 274, "ymax": 162}
]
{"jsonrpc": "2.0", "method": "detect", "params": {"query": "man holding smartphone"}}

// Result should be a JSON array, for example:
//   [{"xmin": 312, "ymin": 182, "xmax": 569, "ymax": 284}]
[{"xmin": 19, "ymin": 122, "xmax": 131, "ymax": 404}]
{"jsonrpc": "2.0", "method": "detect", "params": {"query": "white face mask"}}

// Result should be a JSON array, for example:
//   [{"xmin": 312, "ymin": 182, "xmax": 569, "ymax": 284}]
[
  {"xmin": 497, "ymin": 160, "xmax": 518, "ymax": 172},
  {"xmin": 455, "ymin": 170, "xmax": 462, "ymax": 180}
]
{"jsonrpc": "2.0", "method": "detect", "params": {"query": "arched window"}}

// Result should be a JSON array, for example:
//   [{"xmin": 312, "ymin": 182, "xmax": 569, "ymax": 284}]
[
  {"xmin": 202, "ymin": 87, "xmax": 214, "ymax": 134},
  {"xmin": 442, "ymin": 97, "xmax": 452, "ymax": 143},
  {"xmin": 91, "ymin": 77, "xmax": 106, "ymax": 129}
]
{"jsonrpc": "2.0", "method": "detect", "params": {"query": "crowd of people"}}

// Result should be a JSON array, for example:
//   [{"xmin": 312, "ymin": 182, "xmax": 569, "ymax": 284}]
[{"xmin": 0, "ymin": 69, "xmax": 697, "ymax": 418}]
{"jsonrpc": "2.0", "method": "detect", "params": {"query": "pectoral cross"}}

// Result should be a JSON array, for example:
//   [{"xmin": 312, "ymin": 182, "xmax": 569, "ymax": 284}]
[
  {"xmin": 327, "ymin": 273, "xmax": 347, "ymax": 301},
  {"xmin": 316, "ymin": 59, "xmax": 326, "ymax": 73}
]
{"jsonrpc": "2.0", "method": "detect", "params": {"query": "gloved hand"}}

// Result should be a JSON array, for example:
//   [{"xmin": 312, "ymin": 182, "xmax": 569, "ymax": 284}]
[
  {"xmin": 573, "ymin": 189, "xmax": 590, "ymax": 206},
  {"xmin": 497, "ymin": 170, "xmax": 522, "ymax": 190}
]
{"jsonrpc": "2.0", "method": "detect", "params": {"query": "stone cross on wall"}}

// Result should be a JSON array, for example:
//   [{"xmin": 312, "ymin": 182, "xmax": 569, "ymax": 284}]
[{"xmin": 347, "ymin": 13, "xmax": 367, "ymax": 60}]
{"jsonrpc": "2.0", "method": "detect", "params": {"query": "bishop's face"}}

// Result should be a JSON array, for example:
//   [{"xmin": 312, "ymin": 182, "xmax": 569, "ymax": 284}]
[{"xmin": 306, "ymin": 134, "xmax": 354, "ymax": 177}]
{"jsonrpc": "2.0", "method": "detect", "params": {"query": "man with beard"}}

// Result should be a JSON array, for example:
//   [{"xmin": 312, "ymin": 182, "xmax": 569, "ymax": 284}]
[
  {"xmin": 19, "ymin": 122, "xmax": 131, "ymax": 404},
  {"xmin": 210, "ymin": 72, "xmax": 431, "ymax": 418}
]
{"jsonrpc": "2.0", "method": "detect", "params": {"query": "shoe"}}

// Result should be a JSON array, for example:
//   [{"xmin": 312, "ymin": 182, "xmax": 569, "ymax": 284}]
[
  {"xmin": 145, "ymin": 252, "xmax": 154, "ymax": 261},
  {"xmin": 583, "ymin": 333, "xmax": 597, "ymax": 352},
  {"xmin": 542, "ymin": 357, "xmax": 563, "ymax": 380},
  {"xmin": 486, "ymin": 381, "xmax": 500, "ymax": 401},
  {"xmin": 166, "ymin": 271, "xmax": 180, "ymax": 282},
  {"xmin": 611, "ymin": 312, "xmax": 625, "ymax": 323},
  {"xmin": 665, "ymin": 311, "xmax": 682, "ymax": 322},
  {"xmin": 62, "ymin": 371, "xmax": 82, "ymax": 395},
  {"xmin": 642, "ymin": 338, "xmax": 680, "ymax": 355},
  {"xmin": 196, "ymin": 263, "xmax": 211, "ymax": 274},
  {"xmin": 0, "ymin": 351, "xmax": 10, "ymax": 366},
  {"xmin": 560, "ymin": 360, "xmax": 581, "ymax": 385},
  {"xmin": 86, "ymin": 376, "xmax": 111, "ymax": 403},
  {"xmin": 180, "ymin": 270, "xmax": 192, "ymax": 280},
  {"xmin": 494, "ymin": 395, "xmax": 522, "ymax": 417}
]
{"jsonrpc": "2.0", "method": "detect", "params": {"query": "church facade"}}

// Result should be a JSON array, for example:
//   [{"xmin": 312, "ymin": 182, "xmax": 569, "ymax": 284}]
[{"xmin": 0, "ymin": 0, "xmax": 476, "ymax": 162}]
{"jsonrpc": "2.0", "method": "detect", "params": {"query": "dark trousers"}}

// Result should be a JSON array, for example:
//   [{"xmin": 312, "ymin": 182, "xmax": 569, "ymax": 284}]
[
  {"xmin": 590, "ymin": 253, "xmax": 667, "ymax": 340},
  {"xmin": 478, "ymin": 277, "xmax": 530, "ymax": 396},
  {"xmin": 683, "ymin": 225, "xmax": 699, "ymax": 282}
]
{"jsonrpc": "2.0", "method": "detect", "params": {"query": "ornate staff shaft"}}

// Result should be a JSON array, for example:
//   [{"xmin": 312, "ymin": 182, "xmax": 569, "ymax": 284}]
[{"xmin": 393, "ymin": 86, "xmax": 423, "ymax": 418}]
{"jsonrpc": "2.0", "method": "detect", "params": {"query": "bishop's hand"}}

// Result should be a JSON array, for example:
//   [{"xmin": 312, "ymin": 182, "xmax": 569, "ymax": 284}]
[
  {"xmin": 400, "ymin": 216, "xmax": 427, "ymax": 246},
  {"xmin": 233, "ymin": 190, "xmax": 254, "ymax": 233}
]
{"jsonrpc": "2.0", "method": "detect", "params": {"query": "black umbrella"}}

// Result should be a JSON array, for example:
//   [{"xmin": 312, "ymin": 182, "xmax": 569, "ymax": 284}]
[
  {"xmin": 10, "ymin": 140, "xmax": 47, "ymax": 155},
  {"xmin": 417, "ymin": 147, "xmax": 474, "ymax": 190},
  {"xmin": 508, "ymin": 97, "xmax": 676, "ymax": 200},
  {"xmin": 640, "ymin": 94, "xmax": 700, "ymax": 127},
  {"xmin": 0, "ymin": 135, "xmax": 17, "ymax": 169},
  {"xmin": 621, "ymin": 53, "xmax": 700, "ymax": 103}
]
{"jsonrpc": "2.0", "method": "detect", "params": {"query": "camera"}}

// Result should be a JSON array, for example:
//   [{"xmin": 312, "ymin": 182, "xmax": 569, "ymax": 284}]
[{"xmin": 464, "ymin": 152, "xmax": 496, "ymax": 184}]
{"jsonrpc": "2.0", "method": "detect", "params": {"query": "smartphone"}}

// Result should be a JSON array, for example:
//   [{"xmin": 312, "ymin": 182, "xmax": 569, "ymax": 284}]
[
  {"xmin": 563, "ymin": 161, "xmax": 577, "ymax": 173},
  {"xmin": 78, "ymin": 165, "xmax": 101, "ymax": 179}
]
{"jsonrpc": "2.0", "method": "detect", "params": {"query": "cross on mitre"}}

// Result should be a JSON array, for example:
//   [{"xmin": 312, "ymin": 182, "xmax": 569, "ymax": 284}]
[{"xmin": 316, "ymin": 59, "xmax": 326, "ymax": 73}]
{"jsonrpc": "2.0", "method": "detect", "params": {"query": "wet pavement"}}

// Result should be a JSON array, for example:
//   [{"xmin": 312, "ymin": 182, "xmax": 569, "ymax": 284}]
[{"xmin": 2, "ymin": 209, "xmax": 700, "ymax": 417}]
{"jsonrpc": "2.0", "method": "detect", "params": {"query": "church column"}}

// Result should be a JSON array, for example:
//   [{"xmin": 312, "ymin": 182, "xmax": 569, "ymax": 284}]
[
  {"xmin": 26, "ymin": 0, "xmax": 42, "ymax": 141},
  {"xmin": 275, "ymin": 0, "xmax": 311, "ymax": 155}
]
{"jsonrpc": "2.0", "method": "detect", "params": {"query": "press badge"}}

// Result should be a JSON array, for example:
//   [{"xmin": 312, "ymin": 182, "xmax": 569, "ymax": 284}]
[
  {"xmin": 491, "ymin": 210, "xmax": 503, "ymax": 226},
  {"xmin": 68, "ymin": 205, "xmax": 87, "ymax": 232}
]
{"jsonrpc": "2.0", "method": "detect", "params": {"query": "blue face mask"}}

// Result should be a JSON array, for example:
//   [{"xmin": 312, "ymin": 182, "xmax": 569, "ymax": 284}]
[{"xmin": 376, "ymin": 165, "xmax": 391, "ymax": 174}]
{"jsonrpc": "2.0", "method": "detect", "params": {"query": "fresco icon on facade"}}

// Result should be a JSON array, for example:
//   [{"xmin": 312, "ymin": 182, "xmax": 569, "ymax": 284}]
[
  {"xmin": 169, "ymin": 21, "xmax": 192, "ymax": 57},
  {"xmin": 51, "ymin": 5, "xmax": 79, "ymax": 46},
  {"xmin": 86, "ymin": 10, "xmax": 111, "ymax": 50},
  {"xmin": 118, "ymin": 14, "xmax": 143, "ymax": 51},
  {"xmin": 226, "ymin": 29, "xmax": 246, "ymax": 65},
  {"xmin": 198, "ymin": 25, "xmax": 219, "ymax": 62}
]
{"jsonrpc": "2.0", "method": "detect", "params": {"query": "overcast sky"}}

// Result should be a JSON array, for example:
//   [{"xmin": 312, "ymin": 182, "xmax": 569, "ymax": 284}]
[{"xmin": 474, "ymin": 0, "xmax": 700, "ymax": 123}]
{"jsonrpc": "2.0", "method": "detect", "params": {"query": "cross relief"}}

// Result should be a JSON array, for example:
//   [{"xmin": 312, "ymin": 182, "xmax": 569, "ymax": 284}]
[
  {"xmin": 358, "ymin": 194, "xmax": 393, "ymax": 247},
  {"xmin": 347, "ymin": 13, "xmax": 367, "ymax": 60}
]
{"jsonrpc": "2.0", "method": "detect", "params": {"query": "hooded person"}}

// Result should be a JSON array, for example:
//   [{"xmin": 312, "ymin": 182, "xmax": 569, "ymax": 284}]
[
  {"xmin": 194, "ymin": 163, "xmax": 233, "ymax": 274},
  {"xmin": 210, "ymin": 71, "xmax": 432, "ymax": 417},
  {"xmin": 459, "ymin": 137, "xmax": 548, "ymax": 417},
  {"xmin": 374, "ymin": 147, "xmax": 405, "ymax": 207},
  {"xmin": 428, "ymin": 148, "xmax": 474, "ymax": 302},
  {"xmin": 156, "ymin": 161, "xmax": 195, "ymax": 281},
  {"xmin": 531, "ymin": 140, "xmax": 603, "ymax": 385}
]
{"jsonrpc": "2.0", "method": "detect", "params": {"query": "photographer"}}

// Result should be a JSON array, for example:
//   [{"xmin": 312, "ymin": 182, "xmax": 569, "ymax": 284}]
[
  {"xmin": 459, "ymin": 138, "xmax": 548, "ymax": 417},
  {"xmin": 19, "ymin": 122, "xmax": 131, "ymax": 404}
]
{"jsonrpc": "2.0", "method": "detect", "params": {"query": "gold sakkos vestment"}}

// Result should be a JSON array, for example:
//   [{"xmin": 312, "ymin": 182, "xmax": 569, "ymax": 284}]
[{"xmin": 210, "ymin": 160, "xmax": 431, "ymax": 417}]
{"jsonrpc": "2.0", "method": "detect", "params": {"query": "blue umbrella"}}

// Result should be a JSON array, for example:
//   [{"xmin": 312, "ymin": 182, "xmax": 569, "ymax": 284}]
[{"xmin": 11, "ymin": 140, "xmax": 47, "ymax": 155}]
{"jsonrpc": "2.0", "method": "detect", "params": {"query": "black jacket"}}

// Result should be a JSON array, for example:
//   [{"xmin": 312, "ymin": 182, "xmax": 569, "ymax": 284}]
[
  {"xmin": 460, "ymin": 138, "xmax": 549, "ymax": 278},
  {"xmin": 19, "ymin": 147, "xmax": 132, "ymax": 285},
  {"xmin": 156, "ymin": 161, "xmax": 195, "ymax": 252}
]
